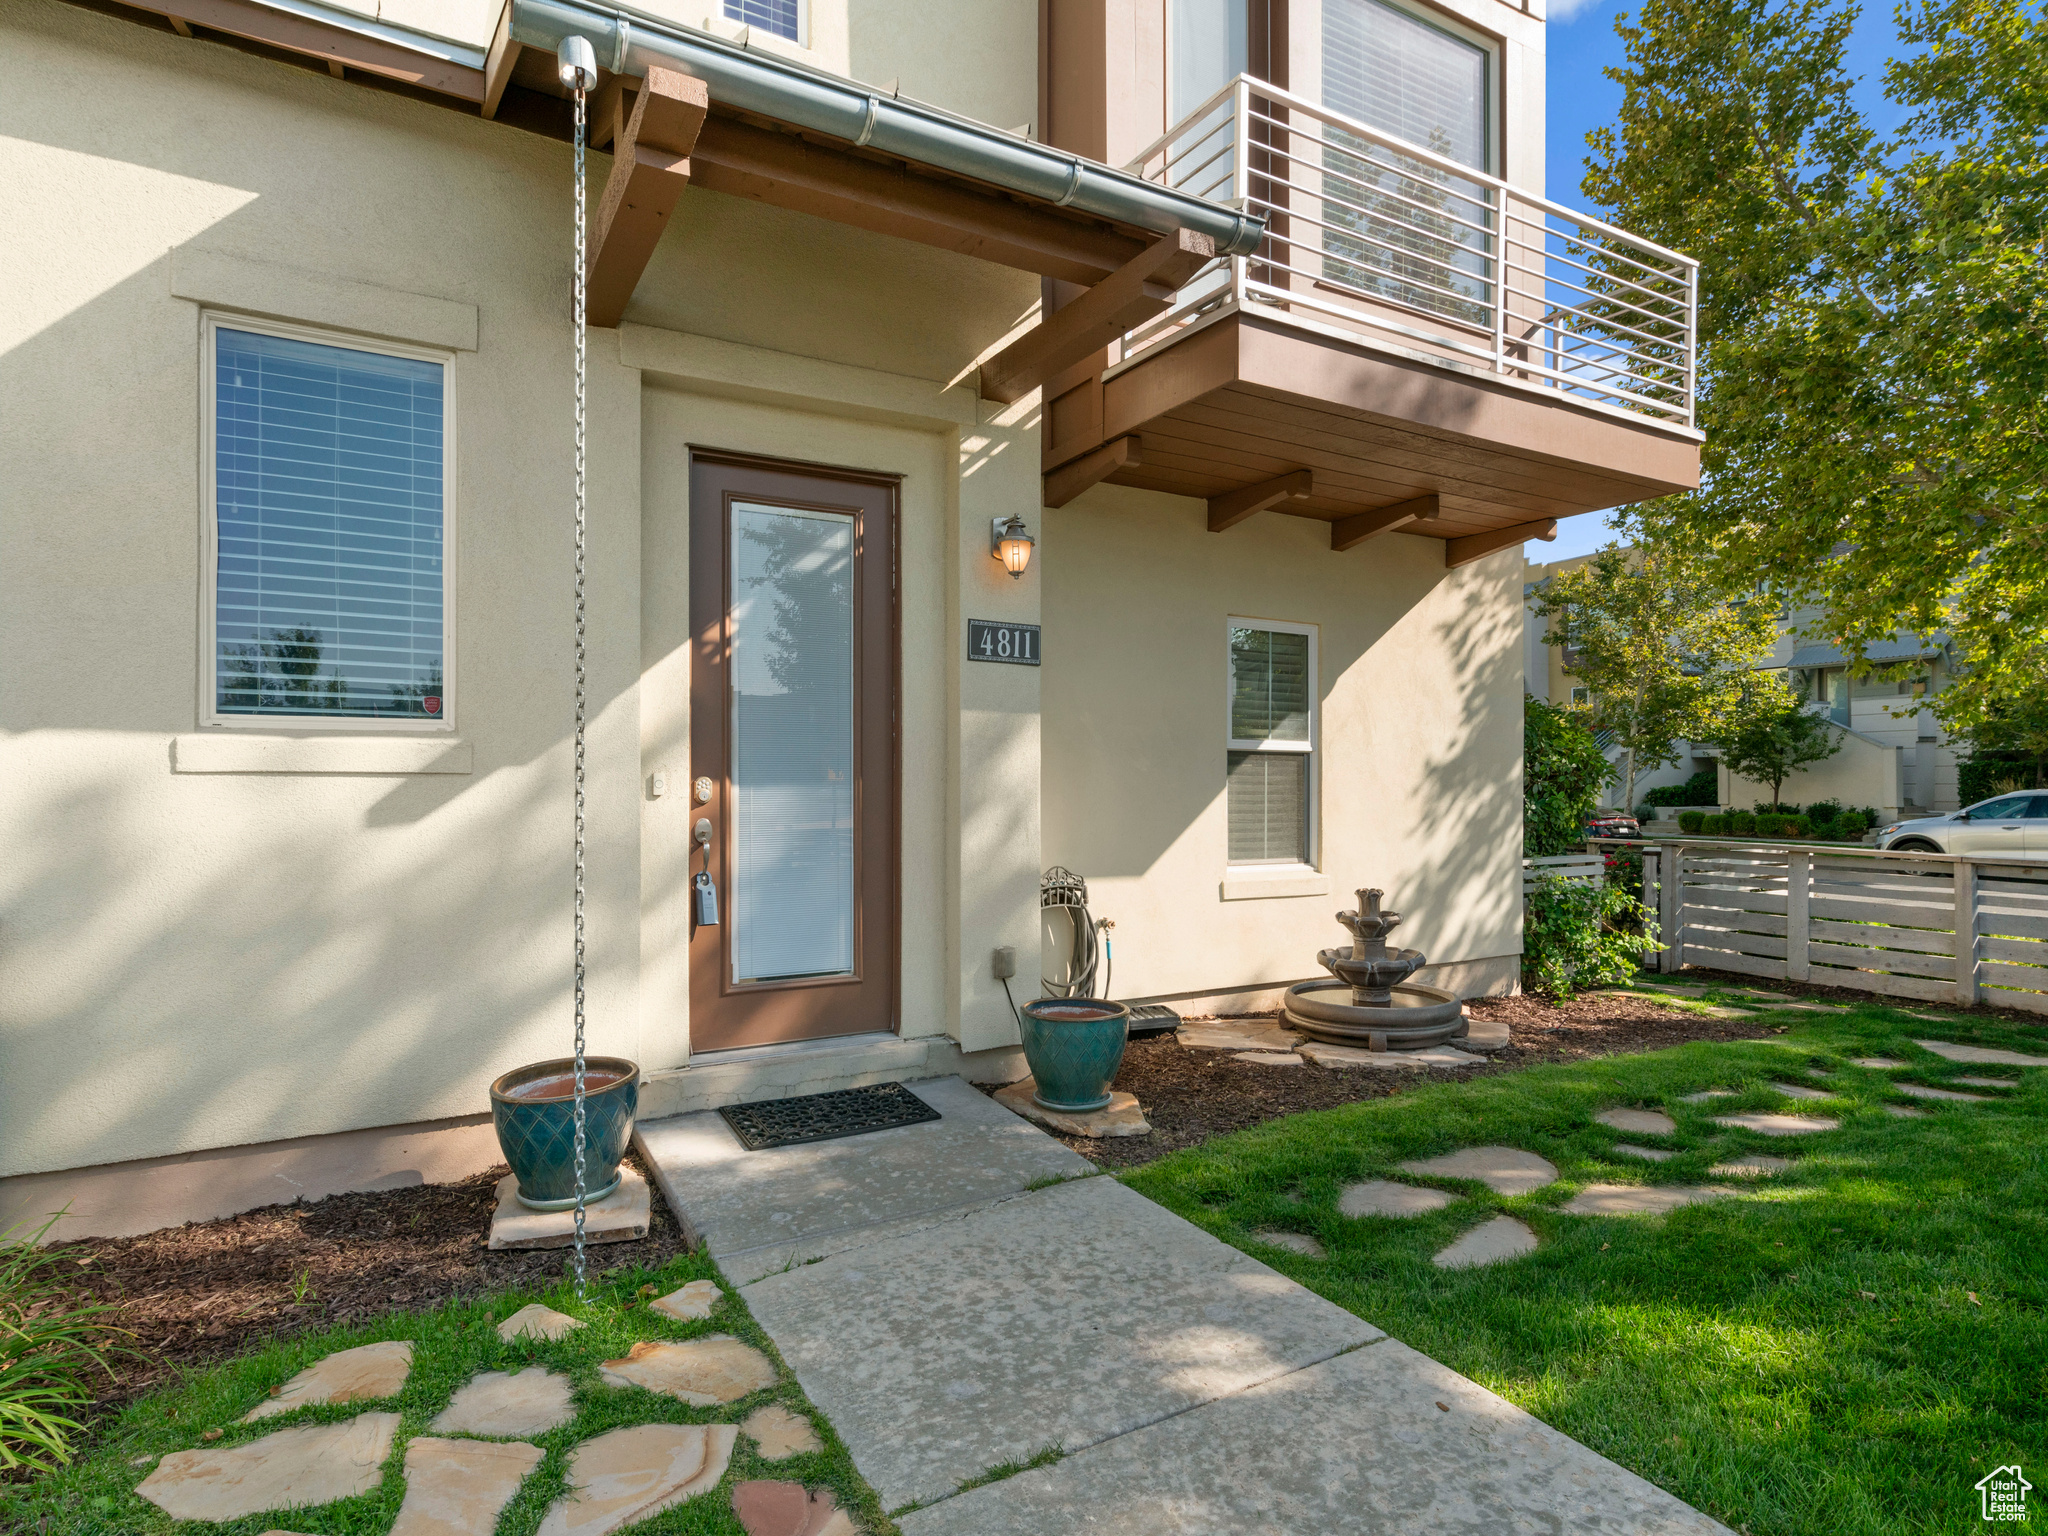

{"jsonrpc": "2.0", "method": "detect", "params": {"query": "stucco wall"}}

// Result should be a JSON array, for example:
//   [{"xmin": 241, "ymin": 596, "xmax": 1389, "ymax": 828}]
[{"xmin": 1039, "ymin": 486, "xmax": 1524, "ymax": 1002}]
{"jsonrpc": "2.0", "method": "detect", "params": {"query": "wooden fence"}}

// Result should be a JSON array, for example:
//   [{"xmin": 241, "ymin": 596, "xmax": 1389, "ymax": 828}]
[
  {"xmin": 1523, "ymin": 852, "xmax": 1604, "ymax": 896},
  {"xmin": 1606, "ymin": 839, "xmax": 2048, "ymax": 1014}
]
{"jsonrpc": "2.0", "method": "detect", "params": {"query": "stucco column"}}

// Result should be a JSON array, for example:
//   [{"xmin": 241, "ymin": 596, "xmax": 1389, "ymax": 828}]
[{"xmin": 949, "ymin": 402, "xmax": 1043, "ymax": 1052}]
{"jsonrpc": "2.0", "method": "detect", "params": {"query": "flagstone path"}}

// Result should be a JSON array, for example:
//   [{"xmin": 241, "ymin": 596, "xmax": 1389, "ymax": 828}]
[
  {"xmin": 137, "ymin": 1414, "xmax": 400, "ymax": 1522},
  {"xmin": 741, "ymin": 1403, "xmax": 823, "ymax": 1460},
  {"xmin": 1337, "ymin": 1179, "xmax": 1454, "ymax": 1218},
  {"xmin": 244, "ymin": 1340, "xmax": 411, "ymax": 1421},
  {"xmin": 429, "ymin": 1367, "xmax": 575, "ymax": 1437},
  {"xmin": 389, "ymin": 1437, "xmax": 542, "ymax": 1536},
  {"xmin": 1914, "ymin": 1039, "xmax": 2048, "ymax": 1068},
  {"xmin": 1597, "ymin": 1107, "xmax": 1677, "ymax": 1134},
  {"xmin": 1432, "ymin": 1214, "xmax": 1538, "ymax": 1268}
]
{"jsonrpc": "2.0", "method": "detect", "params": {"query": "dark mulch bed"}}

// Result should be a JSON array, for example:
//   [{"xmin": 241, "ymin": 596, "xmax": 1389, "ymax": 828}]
[
  {"xmin": 52, "ymin": 1151, "xmax": 689, "ymax": 1406},
  {"xmin": 1032, "ymin": 988, "xmax": 1783, "ymax": 1169}
]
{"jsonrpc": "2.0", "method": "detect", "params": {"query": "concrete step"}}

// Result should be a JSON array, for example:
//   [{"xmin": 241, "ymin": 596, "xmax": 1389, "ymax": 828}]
[{"xmin": 636, "ymin": 1033, "xmax": 1022, "ymax": 1121}]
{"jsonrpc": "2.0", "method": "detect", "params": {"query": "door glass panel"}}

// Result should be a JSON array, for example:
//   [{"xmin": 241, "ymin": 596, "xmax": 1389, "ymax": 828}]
[{"xmin": 729, "ymin": 500, "xmax": 856, "ymax": 983}]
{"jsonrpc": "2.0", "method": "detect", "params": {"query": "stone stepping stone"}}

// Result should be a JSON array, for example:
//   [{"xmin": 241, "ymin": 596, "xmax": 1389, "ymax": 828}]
[
  {"xmin": 1680, "ymin": 1089, "xmax": 1736, "ymax": 1103},
  {"xmin": 1398, "ymin": 1147, "xmax": 1557, "ymax": 1196},
  {"xmin": 1710, "ymin": 1155, "xmax": 1793, "ymax": 1177},
  {"xmin": 1886, "ymin": 1105, "xmax": 1928, "ymax": 1118},
  {"xmin": 499, "ymin": 1304, "xmax": 584, "ymax": 1343},
  {"xmin": 1432, "ymin": 1215, "xmax": 1536, "ymax": 1270},
  {"xmin": 1299, "ymin": 1042, "xmax": 1486, "ymax": 1070},
  {"xmin": 599, "ymin": 1336, "xmax": 777, "ymax": 1405},
  {"xmin": 1254, "ymin": 1230, "xmax": 1326, "ymax": 1259},
  {"xmin": 1337, "ymin": 1180, "xmax": 1455, "ymax": 1219},
  {"xmin": 1914, "ymin": 1039, "xmax": 2048, "ymax": 1068},
  {"xmin": 245, "ymin": 1341, "xmax": 412, "ymax": 1422},
  {"xmin": 1562, "ymin": 1184, "xmax": 1733, "ymax": 1216},
  {"xmin": 1773, "ymin": 1003, "xmax": 1850, "ymax": 1014},
  {"xmin": 1952, "ymin": 1076, "xmax": 2016, "ymax": 1090},
  {"xmin": 1610, "ymin": 1144, "xmax": 1675, "ymax": 1162},
  {"xmin": 1178, "ymin": 1019, "xmax": 1300, "ymax": 1052},
  {"xmin": 1711, "ymin": 1113, "xmax": 1839, "ymax": 1136},
  {"xmin": 995, "ymin": 1079, "xmax": 1151, "ymax": 1138},
  {"xmin": 1232, "ymin": 1051, "xmax": 1305, "ymax": 1066},
  {"xmin": 1895, "ymin": 1082, "xmax": 1993, "ymax": 1102},
  {"xmin": 430, "ymin": 1367, "xmax": 575, "ymax": 1438},
  {"xmin": 732, "ymin": 1479, "xmax": 858, "ymax": 1536},
  {"xmin": 1633, "ymin": 982, "xmax": 1710, "ymax": 996},
  {"xmin": 536, "ymin": 1423, "xmax": 737, "ymax": 1536},
  {"xmin": 1595, "ymin": 1107, "xmax": 1676, "ymax": 1135},
  {"xmin": 391, "ymin": 1437, "xmax": 544, "ymax": 1536},
  {"xmin": 136, "ymin": 1413, "xmax": 399, "ymax": 1522},
  {"xmin": 651, "ymin": 1280, "xmax": 722, "ymax": 1322},
  {"xmin": 1805, "ymin": 1067, "xmax": 1832, "ymax": 1078},
  {"xmin": 1852, "ymin": 1057, "xmax": 1904, "ymax": 1069},
  {"xmin": 741, "ymin": 1403, "xmax": 822, "ymax": 1460},
  {"xmin": 1458, "ymin": 1013, "xmax": 1511, "ymax": 1052},
  {"xmin": 1769, "ymin": 1081, "xmax": 1834, "ymax": 1101}
]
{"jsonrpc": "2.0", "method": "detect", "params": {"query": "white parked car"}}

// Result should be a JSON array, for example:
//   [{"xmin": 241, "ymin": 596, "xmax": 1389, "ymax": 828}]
[{"xmin": 1876, "ymin": 792, "xmax": 2048, "ymax": 855}]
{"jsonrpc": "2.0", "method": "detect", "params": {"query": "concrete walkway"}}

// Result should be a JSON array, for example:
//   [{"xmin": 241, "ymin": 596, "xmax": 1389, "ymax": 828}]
[{"xmin": 637, "ymin": 1076, "xmax": 1731, "ymax": 1534}]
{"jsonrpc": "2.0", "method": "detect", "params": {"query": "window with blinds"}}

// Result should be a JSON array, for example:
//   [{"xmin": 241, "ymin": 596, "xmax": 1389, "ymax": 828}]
[
  {"xmin": 209, "ymin": 321, "xmax": 449, "ymax": 725},
  {"xmin": 724, "ymin": 0, "xmax": 801, "ymax": 43},
  {"xmin": 1227, "ymin": 621, "xmax": 1317, "ymax": 865},
  {"xmin": 1320, "ymin": 0, "xmax": 1494, "ymax": 325}
]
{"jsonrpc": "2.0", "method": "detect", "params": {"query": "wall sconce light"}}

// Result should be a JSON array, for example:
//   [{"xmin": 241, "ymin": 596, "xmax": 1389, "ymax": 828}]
[{"xmin": 992, "ymin": 515, "xmax": 1035, "ymax": 579}]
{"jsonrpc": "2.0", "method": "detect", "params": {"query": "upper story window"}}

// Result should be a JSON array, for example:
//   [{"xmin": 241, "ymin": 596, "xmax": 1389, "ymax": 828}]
[
  {"xmin": 205, "ymin": 317, "xmax": 451, "ymax": 729},
  {"xmin": 1323, "ymin": 0, "xmax": 1491, "ymax": 172},
  {"xmin": 1227, "ymin": 619, "xmax": 1318, "ymax": 866},
  {"xmin": 725, "ymin": 0, "xmax": 803, "ymax": 44},
  {"xmin": 1170, "ymin": 0, "xmax": 1249, "ymax": 124}
]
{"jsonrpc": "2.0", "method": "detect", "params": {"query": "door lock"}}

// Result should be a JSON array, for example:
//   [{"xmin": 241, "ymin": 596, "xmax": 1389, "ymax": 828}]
[
  {"xmin": 694, "ymin": 776, "xmax": 714, "ymax": 804},
  {"xmin": 693, "ymin": 817, "xmax": 713, "ymax": 847}
]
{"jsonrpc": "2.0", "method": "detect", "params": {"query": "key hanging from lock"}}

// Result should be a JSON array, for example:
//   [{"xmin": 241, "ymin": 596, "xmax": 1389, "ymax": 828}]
[{"xmin": 694, "ymin": 870, "xmax": 720, "ymax": 927}]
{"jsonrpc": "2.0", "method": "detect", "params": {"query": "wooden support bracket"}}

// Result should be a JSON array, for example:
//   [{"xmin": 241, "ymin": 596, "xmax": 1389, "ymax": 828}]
[
  {"xmin": 1043, "ymin": 436, "xmax": 1140, "ymax": 509},
  {"xmin": 1331, "ymin": 494, "xmax": 1435, "ymax": 551},
  {"xmin": 978, "ymin": 229, "xmax": 1215, "ymax": 404},
  {"xmin": 587, "ymin": 66, "xmax": 709, "ymax": 329},
  {"xmin": 1445, "ymin": 518, "xmax": 1557, "ymax": 569},
  {"xmin": 1208, "ymin": 470, "xmax": 1313, "ymax": 533},
  {"xmin": 481, "ymin": 1, "xmax": 519, "ymax": 118}
]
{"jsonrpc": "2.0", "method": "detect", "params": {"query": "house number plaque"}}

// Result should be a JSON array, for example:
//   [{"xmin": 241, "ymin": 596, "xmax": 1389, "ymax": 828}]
[{"xmin": 967, "ymin": 619, "xmax": 1040, "ymax": 666}]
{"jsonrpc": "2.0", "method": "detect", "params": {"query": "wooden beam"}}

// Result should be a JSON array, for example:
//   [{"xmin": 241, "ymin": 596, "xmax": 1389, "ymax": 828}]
[
  {"xmin": 123, "ymin": 0, "xmax": 485, "ymax": 98},
  {"xmin": 979, "ymin": 229, "xmax": 1215, "ymax": 403},
  {"xmin": 1044, "ymin": 436, "xmax": 1140, "ymax": 509},
  {"xmin": 1331, "ymin": 494, "xmax": 1436, "ymax": 552},
  {"xmin": 481, "ymin": 1, "xmax": 519, "ymax": 120},
  {"xmin": 690, "ymin": 117, "xmax": 1149, "ymax": 285},
  {"xmin": 589, "ymin": 73, "xmax": 636, "ymax": 149},
  {"xmin": 1209, "ymin": 469, "xmax": 1314, "ymax": 533},
  {"xmin": 168, "ymin": 16, "xmax": 193, "ymax": 37},
  {"xmin": 1445, "ymin": 518, "xmax": 1557, "ymax": 569},
  {"xmin": 587, "ymin": 67, "xmax": 709, "ymax": 328}
]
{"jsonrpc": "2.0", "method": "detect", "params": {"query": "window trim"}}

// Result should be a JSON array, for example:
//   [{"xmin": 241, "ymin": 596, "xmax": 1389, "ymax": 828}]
[
  {"xmin": 198, "ymin": 311, "xmax": 458, "ymax": 735},
  {"xmin": 725, "ymin": 0, "xmax": 807, "ymax": 48},
  {"xmin": 1225, "ymin": 615, "xmax": 1319, "ymax": 871}
]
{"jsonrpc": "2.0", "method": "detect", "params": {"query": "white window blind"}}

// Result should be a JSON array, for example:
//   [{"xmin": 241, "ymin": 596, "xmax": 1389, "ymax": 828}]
[
  {"xmin": 1228, "ymin": 622, "xmax": 1316, "ymax": 865},
  {"xmin": 212, "ymin": 325, "xmax": 447, "ymax": 722},
  {"xmin": 1323, "ymin": 0, "xmax": 1488, "ymax": 171},
  {"xmin": 729, "ymin": 500, "xmax": 856, "ymax": 983}
]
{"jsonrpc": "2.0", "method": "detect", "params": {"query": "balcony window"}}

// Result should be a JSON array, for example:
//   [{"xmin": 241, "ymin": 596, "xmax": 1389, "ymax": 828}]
[
  {"xmin": 1170, "ymin": 0, "xmax": 1250, "ymax": 124},
  {"xmin": 1319, "ymin": 0, "xmax": 1494, "ymax": 327}
]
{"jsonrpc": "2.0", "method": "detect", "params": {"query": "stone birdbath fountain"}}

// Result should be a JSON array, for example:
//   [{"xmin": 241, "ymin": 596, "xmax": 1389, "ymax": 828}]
[{"xmin": 1281, "ymin": 887, "xmax": 1467, "ymax": 1051}]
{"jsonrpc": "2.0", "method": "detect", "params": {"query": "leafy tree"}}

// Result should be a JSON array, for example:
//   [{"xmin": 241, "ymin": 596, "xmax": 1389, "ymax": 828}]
[
  {"xmin": 1942, "ymin": 646, "xmax": 2048, "ymax": 795},
  {"xmin": 1584, "ymin": 0, "xmax": 2048, "ymax": 729},
  {"xmin": 1525, "ymin": 696, "xmax": 1614, "ymax": 856},
  {"xmin": 1712, "ymin": 689, "xmax": 1844, "ymax": 807},
  {"xmin": 1529, "ymin": 539, "xmax": 1780, "ymax": 810}
]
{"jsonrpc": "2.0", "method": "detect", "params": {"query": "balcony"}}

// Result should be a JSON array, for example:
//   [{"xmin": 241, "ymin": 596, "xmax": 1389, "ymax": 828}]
[{"xmin": 1042, "ymin": 77, "xmax": 1702, "ymax": 563}]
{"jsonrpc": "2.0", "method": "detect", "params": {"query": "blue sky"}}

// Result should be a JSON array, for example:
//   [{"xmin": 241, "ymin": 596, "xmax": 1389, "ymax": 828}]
[{"xmin": 1528, "ymin": 0, "xmax": 1911, "ymax": 561}]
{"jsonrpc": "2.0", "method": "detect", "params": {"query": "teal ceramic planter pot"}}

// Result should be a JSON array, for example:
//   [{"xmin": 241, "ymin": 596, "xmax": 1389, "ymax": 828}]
[
  {"xmin": 1018, "ymin": 999, "xmax": 1131, "ymax": 1113},
  {"xmin": 490, "ymin": 1057, "xmax": 640, "ymax": 1211}
]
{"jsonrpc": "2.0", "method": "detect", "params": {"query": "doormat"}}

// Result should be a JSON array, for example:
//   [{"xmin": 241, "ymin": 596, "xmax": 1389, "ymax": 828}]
[{"xmin": 719, "ymin": 1082, "xmax": 941, "ymax": 1152}]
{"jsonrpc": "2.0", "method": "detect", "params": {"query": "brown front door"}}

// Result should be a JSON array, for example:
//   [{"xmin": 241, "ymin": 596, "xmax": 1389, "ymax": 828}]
[{"xmin": 688, "ymin": 451, "xmax": 899, "ymax": 1052}]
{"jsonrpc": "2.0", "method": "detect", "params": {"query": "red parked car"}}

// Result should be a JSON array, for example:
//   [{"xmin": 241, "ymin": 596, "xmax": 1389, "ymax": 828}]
[{"xmin": 1585, "ymin": 812, "xmax": 1640, "ymax": 841}]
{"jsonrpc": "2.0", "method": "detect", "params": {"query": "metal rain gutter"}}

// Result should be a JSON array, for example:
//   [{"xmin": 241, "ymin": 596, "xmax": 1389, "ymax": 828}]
[{"xmin": 508, "ymin": 0, "xmax": 1267, "ymax": 259}]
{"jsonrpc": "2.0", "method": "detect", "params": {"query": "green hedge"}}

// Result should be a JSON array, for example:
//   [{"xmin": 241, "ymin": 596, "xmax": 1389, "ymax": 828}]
[
  {"xmin": 1678, "ymin": 810, "xmax": 1706, "ymax": 833},
  {"xmin": 1642, "ymin": 768, "xmax": 1720, "ymax": 808}
]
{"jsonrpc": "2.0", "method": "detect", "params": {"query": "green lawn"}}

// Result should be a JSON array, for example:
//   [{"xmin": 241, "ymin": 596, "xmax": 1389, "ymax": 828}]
[
  {"xmin": 1, "ymin": 1248, "xmax": 892, "ymax": 1536},
  {"xmin": 1123, "ymin": 999, "xmax": 2048, "ymax": 1536}
]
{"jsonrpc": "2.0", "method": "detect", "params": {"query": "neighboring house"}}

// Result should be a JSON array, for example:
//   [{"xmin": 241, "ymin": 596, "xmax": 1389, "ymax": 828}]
[
  {"xmin": 1526, "ymin": 555, "xmax": 1948, "ymax": 818},
  {"xmin": 0, "ymin": 0, "xmax": 1699, "ymax": 1237}
]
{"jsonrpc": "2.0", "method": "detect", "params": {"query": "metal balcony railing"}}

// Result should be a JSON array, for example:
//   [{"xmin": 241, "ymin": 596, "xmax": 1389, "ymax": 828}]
[{"xmin": 1123, "ymin": 77, "xmax": 1699, "ymax": 430}]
